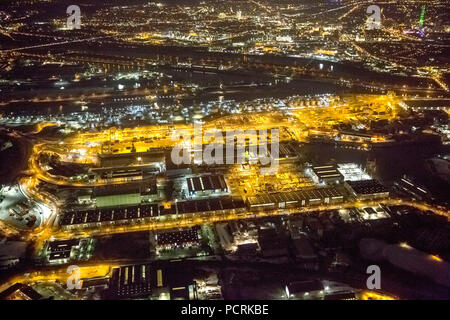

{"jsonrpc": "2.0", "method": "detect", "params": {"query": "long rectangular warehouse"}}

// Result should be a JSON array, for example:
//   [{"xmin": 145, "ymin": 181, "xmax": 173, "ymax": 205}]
[
  {"xmin": 247, "ymin": 186, "xmax": 345, "ymax": 210},
  {"xmin": 60, "ymin": 196, "xmax": 245, "ymax": 229},
  {"xmin": 186, "ymin": 174, "xmax": 228, "ymax": 196}
]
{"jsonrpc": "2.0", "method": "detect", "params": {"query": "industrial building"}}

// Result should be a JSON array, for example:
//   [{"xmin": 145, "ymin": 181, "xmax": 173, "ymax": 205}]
[
  {"xmin": 277, "ymin": 142, "xmax": 301, "ymax": 163},
  {"xmin": 107, "ymin": 263, "xmax": 197, "ymax": 300},
  {"xmin": 90, "ymin": 167, "xmax": 158, "ymax": 184},
  {"xmin": 309, "ymin": 165, "xmax": 344, "ymax": 184},
  {"xmin": 186, "ymin": 174, "xmax": 229, "ymax": 197},
  {"xmin": 44, "ymin": 238, "xmax": 94, "ymax": 265},
  {"xmin": 403, "ymin": 100, "xmax": 450, "ymax": 112},
  {"xmin": 90, "ymin": 151, "xmax": 165, "ymax": 184},
  {"xmin": 60, "ymin": 196, "xmax": 246, "ymax": 229},
  {"xmin": 78, "ymin": 180, "xmax": 159, "ymax": 207},
  {"xmin": 47, "ymin": 239, "xmax": 80, "ymax": 263},
  {"xmin": 337, "ymin": 163, "xmax": 371, "ymax": 181},
  {"xmin": 356, "ymin": 205, "xmax": 390, "ymax": 221},
  {"xmin": 108, "ymin": 264, "xmax": 153, "ymax": 298},
  {"xmin": 155, "ymin": 228, "xmax": 201, "ymax": 250},
  {"xmin": 95, "ymin": 180, "xmax": 159, "ymax": 207},
  {"xmin": 98, "ymin": 151, "xmax": 165, "ymax": 168},
  {"xmin": 60, "ymin": 203, "xmax": 160, "ymax": 229},
  {"xmin": 285, "ymin": 280, "xmax": 325, "ymax": 300},
  {"xmin": 247, "ymin": 186, "xmax": 344, "ymax": 210},
  {"xmin": 344, "ymin": 180, "xmax": 389, "ymax": 200}
]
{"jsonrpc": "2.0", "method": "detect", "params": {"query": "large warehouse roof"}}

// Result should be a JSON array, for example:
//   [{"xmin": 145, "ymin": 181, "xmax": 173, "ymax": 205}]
[
  {"xmin": 346, "ymin": 179, "xmax": 388, "ymax": 195},
  {"xmin": 247, "ymin": 186, "xmax": 344, "ymax": 207},
  {"xmin": 187, "ymin": 174, "xmax": 228, "ymax": 193},
  {"xmin": 60, "ymin": 196, "xmax": 245, "ymax": 226},
  {"xmin": 312, "ymin": 165, "xmax": 343, "ymax": 181}
]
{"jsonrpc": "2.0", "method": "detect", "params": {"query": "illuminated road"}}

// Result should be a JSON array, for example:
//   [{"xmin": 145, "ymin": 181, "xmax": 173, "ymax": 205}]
[
  {"xmin": 0, "ymin": 264, "xmax": 115, "ymax": 294},
  {"xmin": 30, "ymin": 197, "xmax": 449, "ymax": 243},
  {"xmin": 358, "ymin": 290, "xmax": 397, "ymax": 300},
  {"xmin": 0, "ymin": 33, "xmax": 130, "ymax": 53}
]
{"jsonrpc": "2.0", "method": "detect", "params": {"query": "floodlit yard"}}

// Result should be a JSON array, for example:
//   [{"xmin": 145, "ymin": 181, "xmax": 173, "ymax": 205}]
[{"xmin": 0, "ymin": 184, "xmax": 51, "ymax": 229}]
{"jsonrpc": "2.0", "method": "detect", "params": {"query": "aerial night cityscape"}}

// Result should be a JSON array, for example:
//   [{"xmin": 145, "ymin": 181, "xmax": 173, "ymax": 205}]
[{"xmin": 0, "ymin": 0, "xmax": 449, "ymax": 308}]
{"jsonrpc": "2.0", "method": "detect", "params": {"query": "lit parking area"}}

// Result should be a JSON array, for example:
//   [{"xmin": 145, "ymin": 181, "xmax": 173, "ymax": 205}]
[{"xmin": 0, "ymin": 184, "xmax": 51, "ymax": 229}]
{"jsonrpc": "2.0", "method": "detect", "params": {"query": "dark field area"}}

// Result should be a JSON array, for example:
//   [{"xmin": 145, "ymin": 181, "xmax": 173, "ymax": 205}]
[{"xmin": 92, "ymin": 231, "xmax": 153, "ymax": 261}]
